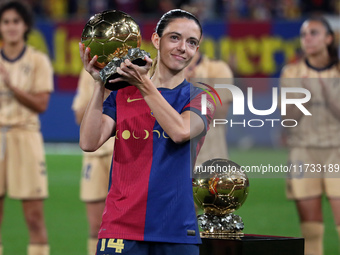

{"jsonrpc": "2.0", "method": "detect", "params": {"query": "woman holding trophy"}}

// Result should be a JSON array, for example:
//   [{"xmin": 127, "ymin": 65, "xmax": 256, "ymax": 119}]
[{"xmin": 79, "ymin": 9, "xmax": 215, "ymax": 255}]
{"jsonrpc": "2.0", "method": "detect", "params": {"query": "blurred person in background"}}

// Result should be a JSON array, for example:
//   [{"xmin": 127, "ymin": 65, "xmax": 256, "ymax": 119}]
[
  {"xmin": 185, "ymin": 49, "xmax": 233, "ymax": 166},
  {"xmin": 280, "ymin": 17, "xmax": 340, "ymax": 255},
  {"xmin": 0, "ymin": 1, "xmax": 53, "ymax": 255},
  {"xmin": 72, "ymin": 69, "xmax": 114, "ymax": 255},
  {"xmin": 182, "ymin": 3, "xmax": 233, "ymax": 166}
]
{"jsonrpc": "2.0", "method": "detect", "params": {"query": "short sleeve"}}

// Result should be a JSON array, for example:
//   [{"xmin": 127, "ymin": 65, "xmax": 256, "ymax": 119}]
[
  {"xmin": 182, "ymin": 87, "xmax": 216, "ymax": 136},
  {"xmin": 32, "ymin": 51, "xmax": 54, "ymax": 93},
  {"xmin": 103, "ymin": 91, "xmax": 117, "ymax": 121}
]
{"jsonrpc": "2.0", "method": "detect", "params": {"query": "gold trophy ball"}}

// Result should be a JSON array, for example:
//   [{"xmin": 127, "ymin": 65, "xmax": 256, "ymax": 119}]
[
  {"xmin": 193, "ymin": 158, "xmax": 249, "ymax": 216},
  {"xmin": 81, "ymin": 10, "xmax": 142, "ymax": 69}
]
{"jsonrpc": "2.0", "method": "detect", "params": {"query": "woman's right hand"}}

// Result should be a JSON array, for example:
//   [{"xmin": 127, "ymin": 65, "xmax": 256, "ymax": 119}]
[{"xmin": 79, "ymin": 43, "xmax": 102, "ymax": 83}]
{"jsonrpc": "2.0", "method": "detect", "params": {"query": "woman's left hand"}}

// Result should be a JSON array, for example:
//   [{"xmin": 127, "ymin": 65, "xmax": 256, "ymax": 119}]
[{"xmin": 109, "ymin": 56, "xmax": 153, "ymax": 89}]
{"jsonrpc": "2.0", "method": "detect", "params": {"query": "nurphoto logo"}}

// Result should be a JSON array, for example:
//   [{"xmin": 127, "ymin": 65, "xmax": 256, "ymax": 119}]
[{"xmin": 200, "ymin": 83, "xmax": 311, "ymax": 128}]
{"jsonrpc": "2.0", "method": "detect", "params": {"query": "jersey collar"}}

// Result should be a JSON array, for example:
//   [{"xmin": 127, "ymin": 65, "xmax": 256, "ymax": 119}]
[
  {"xmin": 1, "ymin": 46, "xmax": 27, "ymax": 63},
  {"xmin": 305, "ymin": 58, "xmax": 335, "ymax": 72}
]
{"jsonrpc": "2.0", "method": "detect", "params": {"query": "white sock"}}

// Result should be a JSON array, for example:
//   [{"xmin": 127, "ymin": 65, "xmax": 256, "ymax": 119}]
[
  {"xmin": 301, "ymin": 222, "xmax": 324, "ymax": 255},
  {"xmin": 27, "ymin": 244, "xmax": 50, "ymax": 255},
  {"xmin": 88, "ymin": 238, "xmax": 98, "ymax": 255}
]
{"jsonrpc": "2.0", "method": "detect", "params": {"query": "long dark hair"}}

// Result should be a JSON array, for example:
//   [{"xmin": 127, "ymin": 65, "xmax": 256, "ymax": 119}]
[
  {"xmin": 0, "ymin": 1, "xmax": 33, "ymax": 41},
  {"xmin": 303, "ymin": 16, "xmax": 339, "ymax": 67},
  {"xmin": 149, "ymin": 9, "xmax": 202, "ymax": 77}
]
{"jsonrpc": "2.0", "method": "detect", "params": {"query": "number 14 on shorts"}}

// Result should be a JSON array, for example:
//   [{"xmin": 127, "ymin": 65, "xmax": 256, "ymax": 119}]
[{"xmin": 100, "ymin": 238, "xmax": 125, "ymax": 253}]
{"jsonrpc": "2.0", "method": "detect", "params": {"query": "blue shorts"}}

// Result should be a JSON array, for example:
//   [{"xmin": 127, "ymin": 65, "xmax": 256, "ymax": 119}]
[{"xmin": 96, "ymin": 238, "xmax": 199, "ymax": 255}]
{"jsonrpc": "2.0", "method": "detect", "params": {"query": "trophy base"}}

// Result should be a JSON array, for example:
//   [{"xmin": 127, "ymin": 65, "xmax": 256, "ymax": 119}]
[
  {"xmin": 197, "ymin": 213, "xmax": 244, "ymax": 235},
  {"xmin": 103, "ymin": 58, "xmax": 147, "ymax": 91},
  {"xmin": 100, "ymin": 48, "xmax": 150, "ymax": 91},
  {"xmin": 104, "ymin": 76, "xmax": 130, "ymax": 91},
  {"xmin": 200, "ymin": 231, "xmax": 244, "ymax": 239}
]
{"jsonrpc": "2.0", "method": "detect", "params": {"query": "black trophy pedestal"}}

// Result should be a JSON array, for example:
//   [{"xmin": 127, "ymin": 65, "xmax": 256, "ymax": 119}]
[{"xmin": 199, "ymin": 234, "xmax": 304, "ymax": 255}]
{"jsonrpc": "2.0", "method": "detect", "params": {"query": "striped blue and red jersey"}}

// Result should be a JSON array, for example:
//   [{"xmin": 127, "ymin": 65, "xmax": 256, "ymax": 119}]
[{"xmin": 99, "ymin": 79, "xmax": 215, "ymax": 244}]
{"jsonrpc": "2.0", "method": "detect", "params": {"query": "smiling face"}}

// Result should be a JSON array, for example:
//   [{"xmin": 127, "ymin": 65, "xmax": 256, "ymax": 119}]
[
  {"xmin": 0, "ymin": 8, "xmax": 27, "ymax": 45},
  {"xmin": 300, "ymin": 20, "xmax": 332, "ymax": 57},
  {"xmin": 152, "ymin": 18, "xmax": 201, "ymax": 73}
]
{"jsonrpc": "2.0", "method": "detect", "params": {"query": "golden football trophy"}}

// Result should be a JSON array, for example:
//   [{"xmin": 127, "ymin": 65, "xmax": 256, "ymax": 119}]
[
  {"xmin": 81, "ymin": 10, "xmax": 150, "ymax": 90},
  {"xmin": 193, "ymin": 158, "xmax": 249, "ymax": 238}
]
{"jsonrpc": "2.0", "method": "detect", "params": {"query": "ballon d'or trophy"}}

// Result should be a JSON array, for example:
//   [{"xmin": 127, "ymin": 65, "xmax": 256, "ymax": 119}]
[
  {"xmin": 193, "ymin": 158, "xmax": 249, "ymax": 238},
  {"xmin": 81, "ymin": 10, "xmax": 150, "ymax": 90}
]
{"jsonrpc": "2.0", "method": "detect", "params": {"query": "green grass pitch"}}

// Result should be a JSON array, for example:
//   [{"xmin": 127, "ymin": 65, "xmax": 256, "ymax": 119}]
[{"xmin": 1, "ymin": 147, "xmax": 338, "ymax": 254}]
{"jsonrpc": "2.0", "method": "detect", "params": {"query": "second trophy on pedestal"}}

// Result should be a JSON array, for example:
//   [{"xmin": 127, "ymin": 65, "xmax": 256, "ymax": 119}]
[{"xmin": 193, "ymin": 158, "xmax": 249, "ymax": 238}]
